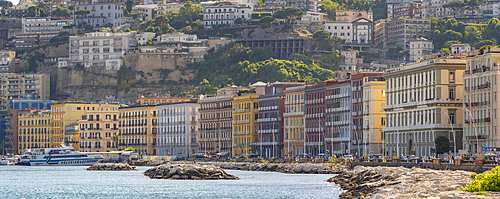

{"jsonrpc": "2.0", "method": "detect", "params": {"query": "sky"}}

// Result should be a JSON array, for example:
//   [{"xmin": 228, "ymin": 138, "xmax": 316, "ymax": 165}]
[{"xmin": 7, "ymin": 0, "xmax": 20, "ymax": 6}]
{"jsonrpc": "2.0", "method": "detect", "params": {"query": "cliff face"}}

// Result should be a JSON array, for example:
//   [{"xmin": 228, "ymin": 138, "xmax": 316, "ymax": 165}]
[{"xmin": 15, "ymin": 43, "xmax": 195, "ymax": 101}]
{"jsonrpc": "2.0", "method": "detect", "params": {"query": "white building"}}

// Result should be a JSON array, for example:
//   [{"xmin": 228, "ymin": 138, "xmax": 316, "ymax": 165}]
[
  {"xmin": 69, "ymin": 31, "xmax": 137, "ymax": 70},
  {"xmin": 203, "ymin": 1, "xmax": 252, "ymax": 29},
  {"xmin": 324, "ymin": 18, "xmax": 374, "ymax": 44},
  {"xmin": 132, "ymin": 4, "xmax": 158, "ymax": 21},
  {"xmin": 451, "ymin": 44, "xmax": 471, "ymax": 54},
  {"xmin": 0, "ymin": 51, "xmax": 15, "ymax": 72},
  {"xmin": 156, "ymin": 101, "xmax": 200, "ymax": 158},
  {"xmin": 22, "ymin": 17, "xmax": 73, "ymax": 34},
  {"xmin": 75, "ymin": 3, "xmax": 124, "ymax": 27},
  {"xmin": 135, "ymin": 32, "xmax": 156, "ymax": 45}
]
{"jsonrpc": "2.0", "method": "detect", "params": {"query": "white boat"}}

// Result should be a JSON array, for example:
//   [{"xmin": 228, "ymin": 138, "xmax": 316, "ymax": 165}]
[
  {"xmin": 20, "ymin": 146, "xmax": 104, "ymax": 166},
  {"xmin": 0, "ymin": 158, "xmax": 9, "ymax": 165}
]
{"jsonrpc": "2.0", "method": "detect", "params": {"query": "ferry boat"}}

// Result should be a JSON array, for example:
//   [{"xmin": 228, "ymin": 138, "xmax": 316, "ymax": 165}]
[{"xmin": 20, "ymin": 146, "xmax": 104, "ymax": 166}]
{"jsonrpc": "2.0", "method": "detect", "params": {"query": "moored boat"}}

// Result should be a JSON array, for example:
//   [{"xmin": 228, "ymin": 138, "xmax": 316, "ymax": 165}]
[{"xmin": 21, "ymin": 146, "xmax": 103, "ymax": 166}]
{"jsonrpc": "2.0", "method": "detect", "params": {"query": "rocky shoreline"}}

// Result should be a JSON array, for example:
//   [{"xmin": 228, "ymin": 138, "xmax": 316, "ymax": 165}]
[
  {"xmin": 144, "ymin": 164, "xmax": 238, "ymax": 180},
  {"xmin": 87, "ymin": 163, "xmax": 137, "ymax": 171},
  {"xmin": 200, "ymin": 162, "xmax": 344, "ymax": 174},
  {"xmin": 329, "ymin": 166, "xmax": 500, "ymax": 198}
]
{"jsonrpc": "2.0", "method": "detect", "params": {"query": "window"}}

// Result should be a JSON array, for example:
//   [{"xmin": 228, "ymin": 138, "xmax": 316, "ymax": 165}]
[
  {"xmin": 449, "ymin": 89, "xmax": 455, "ymax": 99},
  {"xmin": 449, "ymin": 72, "xmax": 455, "ymax": 82},
  {"xmin": 77, "ymin": 107, "xmax": 81, "ymax": 110},
  {"xmin": 449, "ymin": 113, "xmax": 455, "ymax": 124}
]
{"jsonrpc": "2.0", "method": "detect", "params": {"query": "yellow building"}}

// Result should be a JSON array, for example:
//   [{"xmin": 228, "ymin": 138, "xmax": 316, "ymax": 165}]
[
  {"xmin": 51, "ymin": 101, "xmax": 107, "ymax": 148},
  {"xmin": 118, "ymin": 105, "xmax": 158, "ymax": 155},
  {"xmin": 156, "ymin": 3, "xmax": 183, "ymax": 15},
  {"xmin": 18, "ymin": 109, "xmax": 51, "ymax": 154},
  {"xmin": 64, "ymin": 124, "xmax": 80, "ymax": 151},
  {"xmin": 232, "ymin": 94, "xmax": 260, "ymax": 156},
  {"xmin": 362, "ymin": 77, "xmax": 386, "ymax": 155},
  {"xmin": 283, "ymin": 85, "xmax": 306, "ymax": 157},
  {"xmin": 463, "ymin": 47, "xmax": 500, "ymax": 155},
  {"xmin": 78, "ymin": 104, "xmax": 120, "ymax": 152}
]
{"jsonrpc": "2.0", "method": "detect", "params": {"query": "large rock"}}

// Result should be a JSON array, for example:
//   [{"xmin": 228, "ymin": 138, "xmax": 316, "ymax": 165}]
[
  {"xmin": 201, "ymin": 162, "xmax": 345, "ymax": 174},
  {"xmin": 144, "ymin": 164, "xmax": 238, "ymax": 180},
  {"xmin": 87, "ymin": 163, "xmax": 137, "ymax": 171}
]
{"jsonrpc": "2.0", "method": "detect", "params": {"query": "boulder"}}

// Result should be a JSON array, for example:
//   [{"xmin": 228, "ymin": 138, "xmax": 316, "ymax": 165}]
[
  {"xmin": 87, "ymin": 163, "xmax": 137, "ymax": 171},
  {"xmin": 144, "ymin": 163, "xmax": 238, "ymax": 180}
]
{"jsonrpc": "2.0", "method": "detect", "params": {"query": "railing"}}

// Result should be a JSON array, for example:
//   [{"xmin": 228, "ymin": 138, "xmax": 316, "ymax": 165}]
[{"xmin": 383, "ymin": 123, "xmax": 463, "ymax": 131}]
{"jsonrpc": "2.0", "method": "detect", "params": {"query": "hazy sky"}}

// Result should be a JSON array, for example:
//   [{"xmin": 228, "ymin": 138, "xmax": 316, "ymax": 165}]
[{"xmin": 8, "ymin": 0, "xmax": 20, "ymax": 6}]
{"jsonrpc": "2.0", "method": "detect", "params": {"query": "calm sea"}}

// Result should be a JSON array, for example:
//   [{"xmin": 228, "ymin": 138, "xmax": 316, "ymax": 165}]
[{"xmin": 0, "ymin": 166, "xmax": 342, "ymax": 198}]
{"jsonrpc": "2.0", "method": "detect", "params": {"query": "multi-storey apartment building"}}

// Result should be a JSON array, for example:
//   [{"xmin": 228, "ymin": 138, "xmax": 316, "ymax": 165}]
[
  {"xmin": 335, "ymin": 10, "xmax": 371, "ymax": 22},
  {"xmin": 362, "ymin": 75, "xmax": 386, "ymax": 155},
  {"xmin": 383, "ymin": 58, "xmax": 465, "ymax": 157},
  {"xmin": 384, "ymin": 18, "xmax": 431, "ymax": 50},
  {"xmin": 374, "ymin": 19, "xmax": 387, "ymax": 48},
  {"xmin": 18, "ymin": 109, "xmax": 51, "ymax": 154},
  {"xmin": 304, "ymin": 83, "xmax": 327, "ymax": 156},
  {"xmin": 156, "ymin": 3, "xmax": 183, "ymax": 15},
  {"xmin": 232, "ymin": 92, "xmax": 260, "ymax": 157},
  {"xmin": 74, "ymin": 3, "xmax": 124, "ymax": 27},
  {"xmin": 451, "ymin": 44, "xmax": 471, "ymax": 55},
  {"xmin": 199, "ymin": 86, "xmax": 242, "ymax": 156},
  {"xmin": 202, "ymin": 2, "xmax": 252, "ymax": 29},
  {"xmin": 5, "ymin": 109, "xmax": 22, "ymax": 154},
  {"xmin": 21, "ymin": 17, "xmax": 73, "ymax": 34},
  {"xmin": 463, "ymin": 47, "xmax": 500, "ymax": 155},
  {"xmin": 351, "ymin": 75, "xmax": 366, "ymax": 155},
  {"xmin": 324, "ymin": 81, "xmax": 352, "ymax": 156},
  {"xmin": 324, "ymin": 18, "xmax": 374, "ymax": 45},
  {"xmin": 69, "ymin": 31, "xmax": 137, "ymax": 70},
  {"xmin": 13, "ymin": 32, "xmax": 59, "ymax": 49},
  {"xmin": 79, "ymin": 104, "xmax": 120, "ymax": 152},
  {"xmin": 0, "ymin": 51, "xmax": 15, "ymax": 72},
  {"xmin": 51, "ymin": 101, "xmax": 104, "ymax": 148},
  {"xmin": 283, "ymin": 85, "xmax": 306, "ymax": 157},
  {"xmin": 8, "ymin": 94, "xmax": 52, "ymax": 110},
  {"xmin": 409, "ymin": 37, "xmax": 434, "ymax": 62},
  {"xmin": 0, "ymin": 73, "xmax": 50, "ymax": 118},
  {"xmin": 64, "ymin": 124, "xmax": 80, "ymax": 151},
  {"xmin": 254, "ymin": 82, "xmax": 303, "ymax": 158},
  {"xmin": 387, "ymin": 2, "xmax": 421, "ymax": 20},
  {"xmin": 156, "ymin": 101, "xmax": 200, "ymax": 158},
  {"xmin": 118, "ymin": 105, "xmax": 158, "ymax": 155}
]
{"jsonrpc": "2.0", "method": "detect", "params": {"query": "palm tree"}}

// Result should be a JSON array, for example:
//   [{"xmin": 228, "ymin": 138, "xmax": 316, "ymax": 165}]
[{"xmin": 74, "ymin": 9, "xmax": 91, "ymax": 30}]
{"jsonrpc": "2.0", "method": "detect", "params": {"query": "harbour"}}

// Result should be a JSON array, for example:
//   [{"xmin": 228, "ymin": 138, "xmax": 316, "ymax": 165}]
[{"xmin": 0, "ymin": 166, "xmax": 342, "ymax": 198}]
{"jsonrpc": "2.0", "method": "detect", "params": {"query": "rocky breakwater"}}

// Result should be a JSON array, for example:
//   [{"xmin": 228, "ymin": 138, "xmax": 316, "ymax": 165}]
[
  {"xmin": 329, "ymin": 166, "xmax": 500, "ymax": 198},
  {"xmin": 206, "ymin": 162, "xmax": 343, "ymax": 174},
  {"xmin": 87, "ymin": 163, "xmax": 137, "ymax": 171},
  {"xmin": 144, "ymin": 164, "xmax": 238, "ymax": 180}
]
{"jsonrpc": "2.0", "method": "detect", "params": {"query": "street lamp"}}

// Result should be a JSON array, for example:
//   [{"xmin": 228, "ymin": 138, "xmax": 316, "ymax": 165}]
[
  {"xmin": 463, "ymin": 108, "xmax": 479, "ymax": 156},
  {"xmin": 441, "ymin": 111, "xmax": 456, "ymax": 157}
]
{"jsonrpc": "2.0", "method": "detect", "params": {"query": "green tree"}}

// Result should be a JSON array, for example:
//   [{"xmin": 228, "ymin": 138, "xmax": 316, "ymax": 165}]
[
  {"xmin": 440, "ymin": 48, "xmax": 451, "ymax": 55},
  {"xmin": 274, "ymin": 7, "xmax": 304, "ymax": 26},
  {"xmin": 0, "ymin": 0, "xmax": 12, "ymax": 16},
  {"xmin": 235, "ymin": 18, "xmax": 243, "ymax": 25},
  {"xmin": 435, "ymin": 136, "xmax": 450, "ymax": 155},
  {"xmin": 75, "ymin": 9, "xmax": 92, "ymax": 30},
  {"xmin": 51, "ymin": 6, "xmax": 71, "ymax": 17},
  {"xmin": 259, "ymin": 16, "xmax": 273, "ymax": 24},
  {"xmin": 257, "ymin": 0, "xmax": 265, "ymax": 6},
  {"xmin": 125, "ymin": 0, "xmax": 133, "ymax": 15},
  {"xmin": 319, "ymin": 0, "xmax": 340, "ymax": 20},
  {"xmin": 27, "ymin": 6, "xmax": 41, "ymax": 17},
  {"xmin": 464, "ymin": 26, "xmax": 482, "ymax": 46},
  {"xmin": 181, "ymin": 25, "xmax": 192, "ymax": 33},
  {"xmin": 442, "ymin": 0, "xmax": 466, "ymax": 18},
  {"xmin": 313, "ymin": 30, "xmax": 332, "ymax": 41},
  {"xmin": 146, "ymin": 39, "xmax": 153, "ymax": 45}
]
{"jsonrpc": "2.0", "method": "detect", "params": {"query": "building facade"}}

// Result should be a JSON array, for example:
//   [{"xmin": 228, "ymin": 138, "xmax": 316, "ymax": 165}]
[
  {"xmin": 0, "ymin": 51, "xmax": 16, "ymax": 72},
  {"xmin": 409, "ymin": 37, "xmax": 434, "ymax": 62},
  {"xmin": 324, "ymin": 81, "xmax": 352, "ymax": 156},
  {"xmin": 383, "ymin": 58, "xmax": 465, "ymax": 157},
  {"xmin": 18, "ymin": 109, "xmax": 51, "ymax": 154},
  {"xmin": 283, "ymin": 85, "xmax": 306, "ymax": 157},
  {"xmin": 463, "ymin": 47, "xmax": 500, "ymax": 155},
  {"xmin": 22, "ymin": 17, "xmax": 73, "ymax": 34},
  {"xmin": 75, "ymin": 3, "xmax": 124, "ymax": 27},
  {"xmin": 203, "ymin": 2, "xmax": 252, "ymax": 29},
  {"xmin": 5, "ymin": 109, "xmax": 21, "ymax": 154},
  {"xmin": 156, "ymin": 101, "xmax": 200, "ymax": 158},
  {"xmin": 78, "ymin": 104, "xmax": 120, "ymax": 152},
  {"xmin": 362, "ymin": 75, "xmax": 386, "ymax": 155},
  {"xmin": 198, "ymin": 86, "xmax": 240, "ymax": 156},
  {"xmin": 381, "ymin": 18, "xmax": 431, "ymax": 50},
  {"xmin": 0, "ymin": 73, "xmax": 50, "ymax": 118},
  {"xmin": 69, "ymin": 31, "xmax": 137, "ymax": 70},
  {"xmin": 304, "ymin": 83, "xmax": 326, "ymax": 156},
  {"xmin": 232, "ymin": 94, "xmax": 260, "ymax": 156},
  {"xmin": 118, "ymin": 105, "xmax": 158, "ymax": 155}
]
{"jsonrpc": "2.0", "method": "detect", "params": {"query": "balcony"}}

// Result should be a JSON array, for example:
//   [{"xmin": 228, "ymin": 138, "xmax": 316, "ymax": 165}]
[
  {"xmin": 465, "ymin": 135, "xmax": 490, "ymax": 140},
  {"xmin": 258, "ymin": 129, "xmax": 279, "ymax": 134},
  {"xmin": 326, "ymin": 107, "xmax": 349, "ymax": 113},
  {"xmin": 258, "ymin": 106, "xmax": 279, "ymax": 111},
  {"xmin": 306, "ymin": 98, "xmax": 324, "ymax": 104},
  {"xmin": 465, "ymin": 101, "xmax": 490, "ymax": 107},
  {"xmin": 305, "ymin": 113, "xmax": 324, "ymax": 118},
  {"xmin": 283, "ymin": 111, "xmax": 304, "ymax": 117},
  {"xmin": 257, "ymin": 117, "xmax": 281, "ymax": 123},
  {"xmin": 382, "ymin": 123, "xmax": 463, "ymax": 132},
  {"xmin": 285, "ymin": 99, "xmax": 305, "ymax": 105}
]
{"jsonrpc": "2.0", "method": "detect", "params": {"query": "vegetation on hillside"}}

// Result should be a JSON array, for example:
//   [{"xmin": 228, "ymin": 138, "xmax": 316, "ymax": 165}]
[
  {"xmin": 138, "ymin": 1, "xmax": 203, "ymax": 34},
  {"xmin": 188, "ymin": 42, "xmax": 336, "ymax": 94},
  {"xmin": 426, "ymin": 18, "xmax": 499, "ymax": 50}
]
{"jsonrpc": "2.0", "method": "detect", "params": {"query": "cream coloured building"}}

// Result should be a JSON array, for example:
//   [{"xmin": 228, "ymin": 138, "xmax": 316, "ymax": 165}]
[
  {"xmin": 283, "ymin": 85, "xmax": 306, "ymax": 157},
  {"xmin": 232, "ymin": 94, "xmax": 260, "ymax": 157},
  {"xmin": 383, "ymin": 58, "xmax": 465, "ymax": 157},
  {"xmin": 362, "ymin": 77, "xmax": 386, "ymax": 155},
  {"xmin": 22, "ymin": 17, "xmax": 73, "ymax": 34},
  {"xmin": 118, "ymin": 105, "xmax": 158, "ymax": 155},
  {"xmin": 0, "ymin": 73, "xmax": 50, "ymax": 117},
  {"xmin": 409, "ymin": 37, "xmax": 434, "ymax": 62},
  {"xmin": 18, "ymin": 109, "xmax": 51, "ymax": 154},
  {"xmin": 78, "ymin": 104, "xmax": 120, "ymax": 152},
  {"xmin": 463, "ymin": 47, "xmax": 500, "ymax": 155}
]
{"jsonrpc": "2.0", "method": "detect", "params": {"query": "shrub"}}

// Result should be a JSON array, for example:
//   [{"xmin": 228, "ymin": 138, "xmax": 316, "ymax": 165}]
[{"xmin": 459, "ymin": 166, "xmax": 500, "ymax": 192}]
